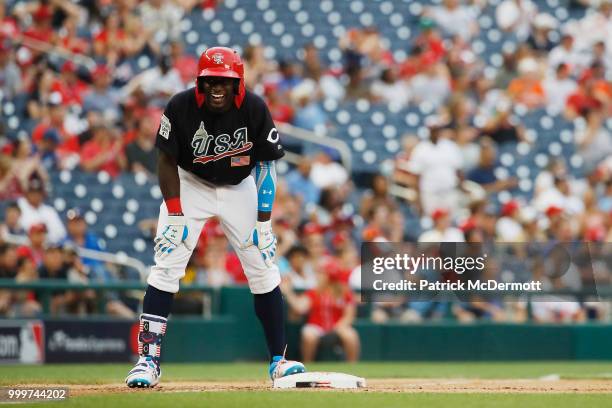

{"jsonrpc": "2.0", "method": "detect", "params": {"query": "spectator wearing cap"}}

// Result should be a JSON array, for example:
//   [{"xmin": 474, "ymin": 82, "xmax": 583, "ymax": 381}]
[
  {"xmin": 17, "ymin": 174, "xmax": 66, "ymax": 244},
  {"xmin": 82, "ymin": 64, "xmax": 121, "ymax": 122},
  {"xmin": 507, "ymin": 58, "xmax": 545, "ymax": 109},
  {"xmin": 21, "ymin": 4, "xmax": 55, "ymax": 45},
  {"xmin": 302, "ymin": 223, "xmax": 328, "ymax": 270},
  {"xmin": 80, "ymin": 123, "xmax": 126, "ymax": 177},
  {"xmin": 407, "ymin": 19, "xmax": 446, "ymax": 74},
  {"xmin": 0, "ymin": 36, "xmax": 22, "ymax": 98},
  {"xmin": 125, "ymin": 117, "xmax": 158, "ymax": 176},
  {"xmin": 542, "ymin": 63, "xmax": 577, "ymax": 116},
  {"xmin": 282, "ymin": 258, "xmax": 359, "ymax": 362},
  {"xmin": 419, "ymin": 208, "xmax": 464, "ymax": 242},
  {"xmin": 496, "ymin": 200, "xmax": 526, "ymax": 241},
  {"xmin": 62, "ymin": 208, "xmax": 107, "ymax": 278},
  {"xmin": 24, "ymin": 223, "xmax": 47, "ymax": 266},
  {"xmin": 38, "ymin": 128, "xmax": 61, "ymax": 169},
  {"xmin": 408, "ymin": 126, "xmax": 464, "ymax": 216}
]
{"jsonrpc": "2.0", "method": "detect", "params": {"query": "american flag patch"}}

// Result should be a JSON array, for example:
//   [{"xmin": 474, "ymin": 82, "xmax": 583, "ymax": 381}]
[{"xmin": 231, "ymin": 155, "xmax": 250, "ymax": 166}]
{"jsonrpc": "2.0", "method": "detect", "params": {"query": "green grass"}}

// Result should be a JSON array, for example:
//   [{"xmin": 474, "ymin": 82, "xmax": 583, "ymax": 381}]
[
  {"xmin": 20, "ymin": 392, "xmax": 612, "ymax": 408},
  {"xmin": 3, "ymin": 362, "xmax": 611, "ymax": 408},
  {"xmin": 1, "ymin": 361, "xmax": 611, "ymax": 385}
]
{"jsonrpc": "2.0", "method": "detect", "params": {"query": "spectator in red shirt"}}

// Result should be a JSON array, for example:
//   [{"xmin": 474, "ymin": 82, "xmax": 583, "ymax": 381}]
[
  {"xmin": 57, "ymin": 16, "xmax": 89, "ymax": 55},
  {"xmin": 264, "ymin": 83, "xmax": 294, "ymax": 124},
  {"xmin": 80, "ymin": 124, "xmax": 126, "ymax": 177},
  {"xmin": 0, "ymin": 2, "xmax": 19, "ymax": 38},
  {"xmin": 51, "ymin": 61, "xmax": 89, "ymax": 107},
  {"xmin": 93, "ymin": 13, "xmax": 127, "ymax": 67},
  {"xmin": 22, "ymin": 223, "xmax": 47, "ymax": 267},
  {"xmin": 22, "ymin": 6, "xmax": 55, "ymax": 45},
  {"xmin": 565, "ymin": 79, "xmax": 603, "ymax": 120},
  {"xmin": 282, "ymin": 259, "xmax": 359, "ymax": 362}
]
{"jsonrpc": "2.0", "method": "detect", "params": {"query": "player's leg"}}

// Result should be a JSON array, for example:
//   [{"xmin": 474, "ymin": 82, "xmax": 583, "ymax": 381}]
[
  {"xmin": 334, "ymin": 325, "xmax": 360, "ymax": 362},
  {"xmin": 127, "ymin": 171, "xmax": 212, "ymax": 388},
  {"xmin": 301, "ymin": 324, "xmax": 323, "ymax": 363},
  {"xmin": 217, "ymin": 176, "xmax": 305, "ymax": 379}
]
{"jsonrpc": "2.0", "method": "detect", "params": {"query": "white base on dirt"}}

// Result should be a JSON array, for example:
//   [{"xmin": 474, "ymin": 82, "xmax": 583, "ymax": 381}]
[{"xmin": 273, "ymin": 372, "xmax": 366, "ymax": 389}]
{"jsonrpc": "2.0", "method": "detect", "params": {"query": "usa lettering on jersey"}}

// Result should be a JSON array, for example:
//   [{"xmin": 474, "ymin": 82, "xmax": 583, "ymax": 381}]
[{"xmin": 191, "ymin": 121, "xmax": 253, "ymax": 165}]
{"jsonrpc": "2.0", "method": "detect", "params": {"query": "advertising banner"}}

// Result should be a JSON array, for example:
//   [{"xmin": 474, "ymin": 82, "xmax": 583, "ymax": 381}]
[{"xmin": 0, "ymin": 320, "xmax": 44, "ymax": 364}]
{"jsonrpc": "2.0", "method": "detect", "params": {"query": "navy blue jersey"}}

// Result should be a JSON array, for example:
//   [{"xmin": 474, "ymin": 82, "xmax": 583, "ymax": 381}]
[{"xmin": 156, "ymin": 88, "xmax": 284, "ymax": 185}]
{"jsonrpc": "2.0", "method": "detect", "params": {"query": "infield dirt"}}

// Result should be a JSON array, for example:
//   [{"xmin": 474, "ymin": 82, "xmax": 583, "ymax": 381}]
[{"xmin": 41, "ymin": 378, "xmax": 612, "ymax": 396}]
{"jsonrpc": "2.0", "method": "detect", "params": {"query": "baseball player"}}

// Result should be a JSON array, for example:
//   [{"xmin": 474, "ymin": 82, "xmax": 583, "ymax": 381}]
[{"xmin": 125, "ymin": 47, "xmax": 305, "ymax": 388}]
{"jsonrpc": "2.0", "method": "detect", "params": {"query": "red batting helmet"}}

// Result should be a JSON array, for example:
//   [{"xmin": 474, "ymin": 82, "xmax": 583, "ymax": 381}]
[{"xmin": 195, "ymin": 46, "xmax": 245, "ymax": 108}]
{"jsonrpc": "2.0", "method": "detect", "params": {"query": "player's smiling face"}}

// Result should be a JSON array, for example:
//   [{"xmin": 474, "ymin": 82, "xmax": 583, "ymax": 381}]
[{"xmin": 201, "ymin": 76, "xmax": 235, "ymax": 112}]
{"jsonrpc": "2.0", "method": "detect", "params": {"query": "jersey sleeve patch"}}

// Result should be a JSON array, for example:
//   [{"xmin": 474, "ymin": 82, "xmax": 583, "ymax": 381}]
[{"xmin": 159, "ymin": 114, "xmax": 171, "ymax": 140}]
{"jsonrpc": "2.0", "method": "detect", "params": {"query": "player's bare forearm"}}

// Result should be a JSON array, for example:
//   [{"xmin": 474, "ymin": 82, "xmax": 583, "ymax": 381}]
[
  {"xmin": 157, "ymin": 150, "xmax": 181, "ymax": 209},
  {"xmin": 255, "ymin": 161, "xmax": 277, "ymax": 222}
]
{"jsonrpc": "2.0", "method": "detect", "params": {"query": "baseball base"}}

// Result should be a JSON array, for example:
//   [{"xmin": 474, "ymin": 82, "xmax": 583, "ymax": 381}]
[{"xmin": 273, "ymin": 372, "xmax": 366, "ymax": 389}]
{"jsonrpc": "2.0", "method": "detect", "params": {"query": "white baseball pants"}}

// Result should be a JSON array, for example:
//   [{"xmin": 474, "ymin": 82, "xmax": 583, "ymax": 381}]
[{"xmin": 146, "ymin": 168, "xmax": 281, "ymax": 294}]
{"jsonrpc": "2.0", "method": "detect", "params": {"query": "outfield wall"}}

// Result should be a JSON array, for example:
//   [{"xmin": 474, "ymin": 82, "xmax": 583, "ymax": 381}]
[{"xmin": 1, "ymin": 286, "xmax": 612, "ymax": 363}]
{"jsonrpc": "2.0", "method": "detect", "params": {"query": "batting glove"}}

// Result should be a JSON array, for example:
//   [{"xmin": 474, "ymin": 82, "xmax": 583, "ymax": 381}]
[
  {"xmin": 154, "ymin": 215, "xmax": 190, "ymax": 259},
  {"xmin": 243, "ymin": 220, "xmax": 277, "ymax": 268}
]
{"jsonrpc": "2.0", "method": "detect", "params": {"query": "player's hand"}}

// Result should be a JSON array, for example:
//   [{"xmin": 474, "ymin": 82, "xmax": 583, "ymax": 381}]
[
  {"xmin": 242, "ymin": 220, "xmax": 276, "ymax": 268},
  {"xmin": 154, "ymin": 214, "xmax": 190, "ymax": 259}
]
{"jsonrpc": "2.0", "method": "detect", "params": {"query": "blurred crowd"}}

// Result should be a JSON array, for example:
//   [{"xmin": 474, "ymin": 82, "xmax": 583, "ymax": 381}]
[{"xmin": 0, "ymin": 0, "xmax": 611, "ymax": 350}]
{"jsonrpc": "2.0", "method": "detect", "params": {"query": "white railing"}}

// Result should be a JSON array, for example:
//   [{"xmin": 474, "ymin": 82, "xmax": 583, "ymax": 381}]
[
  {"xmin": 277, "ymin": 122, "xmax": 353, "ymax": 173},
  {"xmin": 1, "ymin": 233, "xmax": 147, "ymax": 281}
]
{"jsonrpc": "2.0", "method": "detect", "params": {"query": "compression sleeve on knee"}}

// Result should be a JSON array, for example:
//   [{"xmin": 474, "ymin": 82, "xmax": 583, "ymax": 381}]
[{"xmin": 255, "ymin": 161, "xmax": 277, "ymax": 213}]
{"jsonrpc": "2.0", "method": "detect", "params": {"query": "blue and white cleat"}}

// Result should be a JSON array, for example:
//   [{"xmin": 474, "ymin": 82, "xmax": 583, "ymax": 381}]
[
  {"xmin": 269, "ymin": 355, "xmax": 306, "ymax": 380},
  {"xmin": 126, "ymin": 356, "xmax": 161, "ymax": 388}
]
